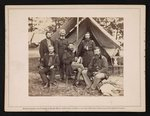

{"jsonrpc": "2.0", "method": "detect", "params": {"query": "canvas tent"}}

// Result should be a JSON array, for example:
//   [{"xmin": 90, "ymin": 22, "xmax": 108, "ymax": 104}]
[{"xmin": 50, "ymin": 17, "xmax": 121, "ymax": 65}]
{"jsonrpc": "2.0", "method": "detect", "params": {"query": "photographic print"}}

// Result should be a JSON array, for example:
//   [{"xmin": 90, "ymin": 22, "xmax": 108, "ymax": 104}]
[
  {"xmin": 28, "ymin": 17, "xmax": 124, "ymax": 96},
  {"xmin": 5, "ymin": 5, "xmax": 145, "ymax": 112}
]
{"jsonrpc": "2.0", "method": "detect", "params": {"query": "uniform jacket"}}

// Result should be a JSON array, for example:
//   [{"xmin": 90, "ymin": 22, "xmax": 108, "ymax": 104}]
[
  {"xmin": 87, "ymin": 55, "xmax": 108, "ymax": 77},
  {"xmin": 39, "ymin": 38, "xmax": 56, "ymax": 60},
  {"xmin": 77, "ymin": 39, "xmax": 96, "ymax": 67},
  {"xmin": 55, "ymin": 38, "xmax": 69, "ymax": 61},
  {"xmin": 62, "ymin": 48, "xmax": 75, "ymax": 76},
  {"xmin": 77, "ymin": 39, "xmax": 96, "ymax": 57},
  {"xmin": 40, "ymin": 53, "xmax": 60, "ymax": 69}
]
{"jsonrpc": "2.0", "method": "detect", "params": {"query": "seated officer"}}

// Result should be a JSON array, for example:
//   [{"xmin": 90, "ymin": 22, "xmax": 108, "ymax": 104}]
[
  {"xmin": 39, "ymin": 46, "xmax": 59, "ymax": 88},
  {"xmin": 82, "ymin": 47, "xmax": 109, "ymax": 90},
  {"xmin": 62, "ymin": 44, "xmax": 84, "ymax": 86}
]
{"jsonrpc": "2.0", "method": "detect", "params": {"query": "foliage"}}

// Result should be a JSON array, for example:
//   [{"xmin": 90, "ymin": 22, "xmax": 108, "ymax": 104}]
[
  {"xmin": 28, "ymin": 17, "xmax": 124, "ymax": 47},
  {"xmin": 28, "ymin": 17, "xmax": 70, "ymax": 33},
  {"xmin": 50, "ymin": 17, "xmax": 70, "ymax": 32},
  {"xmin": 93, "ymin": 17, "xmax": 124, "ymax": 40}
]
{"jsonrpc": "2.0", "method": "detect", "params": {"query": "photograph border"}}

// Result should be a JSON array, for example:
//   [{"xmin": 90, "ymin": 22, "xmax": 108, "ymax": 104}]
[{"xmin": 5, "ymin": 5, "xmax": 145, "ymax": 112}]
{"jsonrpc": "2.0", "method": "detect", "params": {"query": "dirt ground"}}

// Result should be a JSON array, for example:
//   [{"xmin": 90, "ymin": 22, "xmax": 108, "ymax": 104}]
[{"xmin": 29, "ymin": 48, "xmax": 124, "ymax": 96}]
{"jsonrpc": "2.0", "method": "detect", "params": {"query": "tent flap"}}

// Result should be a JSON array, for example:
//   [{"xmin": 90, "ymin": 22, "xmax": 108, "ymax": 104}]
[{"xmin": 48, "ymin": 17, "xmax": 121, "ymax": 60}]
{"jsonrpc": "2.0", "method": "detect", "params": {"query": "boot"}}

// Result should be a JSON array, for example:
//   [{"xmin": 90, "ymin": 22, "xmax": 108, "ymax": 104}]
[{"xmin": 43, "ymin": 82, "xmax": 49, "ymax": 89}]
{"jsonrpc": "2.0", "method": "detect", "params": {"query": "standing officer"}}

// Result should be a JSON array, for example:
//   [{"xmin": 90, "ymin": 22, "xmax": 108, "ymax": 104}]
[
  {"xmin": 39, "ymin": 31, "xmax": 55, "ymax": 62},
  {"xmin": 77, "ymin": 32, "xmax": 96, "ymax": 67},
  {"xmin": 55, "ymin": 29, "xmax": 69, "ymax": 80}
]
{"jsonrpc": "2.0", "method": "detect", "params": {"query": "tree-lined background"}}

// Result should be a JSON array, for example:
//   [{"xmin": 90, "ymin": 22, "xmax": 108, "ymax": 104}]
[
  {"xmin": 28, "ymin": 17, "xmax": 123, "ymax": 47},
  {"xmin": 28, "ymin": 17, "xmax": 124, "ymax": 96}
]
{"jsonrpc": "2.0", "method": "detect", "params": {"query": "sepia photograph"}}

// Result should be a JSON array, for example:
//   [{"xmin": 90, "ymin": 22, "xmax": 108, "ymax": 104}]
[
  {"xmin": 28, "ymin": 17, "xmax": 124, "ymax": 96},
  {"xmin": 5, "ymin": 5, "xmax": 145, "ymax": 112}
]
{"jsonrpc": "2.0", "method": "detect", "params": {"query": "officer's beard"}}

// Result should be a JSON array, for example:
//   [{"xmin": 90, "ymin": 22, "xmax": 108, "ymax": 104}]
[
  {"xmin": 68, "ymin": 47, "xmax": 74, "ymax": 52},
  {"xmin": 60, "ymin": 36, "xmax": 65, "ymax": 39},
  {"xmin": 49, "ymin": 51, "xmax": 54, "ymax": 55},
  {"xmin": 46, "ymin": 37, "xmax": 51, "ymax": 40},
  {"xmin": 85, "ymin": 38, "xmax": 90, "ymax": 41},
  {"xmin": 95, "ymin": 54, "xmax": 100, "ymax": 59}
]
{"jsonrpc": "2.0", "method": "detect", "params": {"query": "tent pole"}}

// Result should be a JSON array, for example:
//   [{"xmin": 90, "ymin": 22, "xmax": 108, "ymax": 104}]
[{"xmin": 76, "ymin": 17, "xmax": 79, "ymax": 51}]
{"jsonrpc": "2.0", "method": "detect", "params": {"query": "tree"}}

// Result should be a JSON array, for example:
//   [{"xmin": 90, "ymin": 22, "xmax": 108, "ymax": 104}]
[
  {"xmin": 28, "ymin": 17, "xmax": 34, "ymax": 32},
  {"xmin": 93, "ymin": 17, "xmax": 124, "ymax": 40},
  {"xmin": 51, "ymin": 17, "xmax": 70, "ymax": 32}
]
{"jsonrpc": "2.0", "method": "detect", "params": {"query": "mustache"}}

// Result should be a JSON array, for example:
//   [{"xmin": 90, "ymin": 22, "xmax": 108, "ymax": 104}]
[{"xmin": 95, "ymin": 54, "xmax": 100, "ymax": 57}]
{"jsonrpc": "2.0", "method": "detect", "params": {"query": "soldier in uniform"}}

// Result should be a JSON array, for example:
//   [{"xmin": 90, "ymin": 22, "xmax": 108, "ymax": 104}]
[
  {"xmin": 77, "ymin": 32, "xmax": 96, "ymax": 67},
  {"xmin": 38, "ymin": 31, "xmax": 59, "ymax": 88},
  {"xmin": 62, "ymin": 44, "xmax": 84, "ymax": 86},
  {"xmin": 39, "ymin": 31, "xmax": 55, "ymax": 62},
  {"xmin": 55, "ymin": 29, "xmax": 69, "ymax": 80},
  {"xmin": 82, "ymin": 47, "xmax": 109, "ymax": 90},
  {"xmin": 39, "ymin": 46, "xmax": 59, "ymax": 88}
]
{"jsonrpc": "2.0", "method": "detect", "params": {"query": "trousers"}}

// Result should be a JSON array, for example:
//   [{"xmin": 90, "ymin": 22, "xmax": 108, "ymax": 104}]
[
  {"xmin": 71, "ymin": 62, "xmax": 84, "ymax": 81},
  {"xmin": 39, "ymin": 67, "xmax": 55, "ymax": 84},
  {"xmin": 82, "ymin": 69, "xmax": 106, "ymax": 89}
]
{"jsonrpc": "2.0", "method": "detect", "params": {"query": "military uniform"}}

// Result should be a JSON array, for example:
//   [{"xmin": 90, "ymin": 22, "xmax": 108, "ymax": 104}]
[
  {"xmin": 55, "ymin": 38, "xmax": 69, "ymax": 79},
  {"xmin": 82, "ymin": 55, "xmax": 108, "ymax": 89},
  {"xmin": 39, "ymin": 53, "xmax": 59, "ymax": 86},
  {"xmin": 87, "ymin": 55, "xmax": 108, "ymax": 77},
  {"xmin": 77, "ymin": 39, "xmax": 96, "ymax": 67},
  {"xmin": 62, "ymin": 48, "xmax": 75, "ymax": 77},
  {"xmin": 62, "ymin": 48, "xmax": 84, "ymax": 85},
  {"xmin": 39, "ymin": 38, "xmax": 59, "ymax": 86},
  {"xmin": 39, "ymin": 38, "xmax": 55, "ymax": 61}
]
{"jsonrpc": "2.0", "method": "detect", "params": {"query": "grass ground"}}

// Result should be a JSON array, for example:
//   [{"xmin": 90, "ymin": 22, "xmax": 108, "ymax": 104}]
[{"xmin": 29, "ymin": 48, "xmax": 123, "ymax": 96}]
